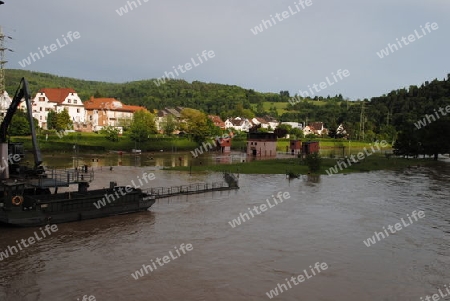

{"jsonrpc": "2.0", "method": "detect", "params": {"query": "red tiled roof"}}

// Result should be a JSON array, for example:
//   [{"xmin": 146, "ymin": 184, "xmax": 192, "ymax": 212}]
[
  {"xmin": 309, "ymin": 122, "xmax": 323, "ymax": 131},
  {"xmin": 38, "ymin": 88, "xmax": 77, "ymax": 104},
  {"xmin": 84, "ymin": 97, "xmax": 146, "ymax": 112},
  {"xmin": 83, "ymin": 98, "xmax": 117, "ymax": 110},
  {"xmin": 122, "ymin": 104, "xmax": 146, "ymax": 113},
  {"xmin": 208, "ymin": 115, "xmax": 225, "ymax": 127}
]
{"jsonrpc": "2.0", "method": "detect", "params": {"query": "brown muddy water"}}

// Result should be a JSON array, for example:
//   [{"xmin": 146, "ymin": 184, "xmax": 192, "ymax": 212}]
[{"xmin": 0, "ymin": 157, "xmax": 449, "ymax": 300}]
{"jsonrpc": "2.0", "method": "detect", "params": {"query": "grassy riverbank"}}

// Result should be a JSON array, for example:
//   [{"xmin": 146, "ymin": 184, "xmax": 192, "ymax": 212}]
[
  {"xmin": 11, "ymin": 132, "xmax": 199, "ymax": 153},
  {"xmin": 167, "ymin": 154, "xmax": 441, "ymax": 175},
  {"xmin": 10, "ymin": 133, "xmax": 382, "ymax": 154}
]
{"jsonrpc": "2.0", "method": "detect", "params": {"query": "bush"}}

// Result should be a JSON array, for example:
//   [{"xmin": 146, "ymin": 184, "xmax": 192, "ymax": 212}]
[
  {"xmin": 99, "ymin": 126, "xmax": 119, "ymax": 142},
  {"xmin": 304, "ymin": 152, "xmax": 322, "ymax": 172}
]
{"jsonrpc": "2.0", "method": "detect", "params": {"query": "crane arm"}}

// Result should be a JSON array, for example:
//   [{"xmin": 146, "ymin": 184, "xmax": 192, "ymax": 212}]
[{"xmin": 0, "ymin": 77, "xmax": 42, "ymax": 167}]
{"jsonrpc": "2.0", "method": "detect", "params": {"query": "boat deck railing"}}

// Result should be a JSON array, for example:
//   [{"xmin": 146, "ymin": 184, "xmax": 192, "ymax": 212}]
[{"xmin": 29, "ymin": 168, "xmax": 95, "ymax": 188}]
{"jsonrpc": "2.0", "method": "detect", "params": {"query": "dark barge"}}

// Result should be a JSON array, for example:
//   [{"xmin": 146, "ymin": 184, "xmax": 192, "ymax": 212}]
[{"xmin": 0, "ymin": 173, "xmax": 155, "ymax": 227}]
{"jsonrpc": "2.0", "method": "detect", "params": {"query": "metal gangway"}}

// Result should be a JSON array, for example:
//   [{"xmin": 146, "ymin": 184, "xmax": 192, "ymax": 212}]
[{"xmin": 148, "ymin": 172, "xmax": 239, "ymax": 199}]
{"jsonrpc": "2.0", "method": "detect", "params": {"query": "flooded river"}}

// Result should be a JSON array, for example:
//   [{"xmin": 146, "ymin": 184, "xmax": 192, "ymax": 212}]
[{"xmin": 0, "ymin": 154, "xmax": 449, "ymax": 300}]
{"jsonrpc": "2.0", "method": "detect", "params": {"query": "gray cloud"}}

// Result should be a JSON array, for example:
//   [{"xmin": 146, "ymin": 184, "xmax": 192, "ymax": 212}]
[{"xmin": 1, "ymin": 0, "xmax": 449, "ymax": 99}]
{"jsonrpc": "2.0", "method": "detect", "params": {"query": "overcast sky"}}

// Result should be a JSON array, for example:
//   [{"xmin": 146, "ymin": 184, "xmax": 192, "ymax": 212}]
[{"xmin": 1, "ymin": 0, "xmax": 449, "ymax": 100}]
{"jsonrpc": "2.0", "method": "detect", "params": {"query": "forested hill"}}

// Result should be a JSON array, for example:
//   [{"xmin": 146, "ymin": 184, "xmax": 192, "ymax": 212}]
[
  {"xmin": 4, "ymin": 69, "xmax": 290, "ymax": 116},
  {"xmin": 369, "ymin": 74, "xmax": 450, "ymax": 129}
]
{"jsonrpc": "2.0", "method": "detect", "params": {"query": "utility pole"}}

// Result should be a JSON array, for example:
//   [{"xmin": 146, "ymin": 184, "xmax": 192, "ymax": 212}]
[
  {"xmin": 359, "ymin": 102, "xmax": 365, "ymax": 141},
  {"xmin": 0, "ymin": 25, "xmax": 9, "ymax": 93},
  {"xmin": 386, "ymin": 108, "xmax": 391, "ymax": 126}
]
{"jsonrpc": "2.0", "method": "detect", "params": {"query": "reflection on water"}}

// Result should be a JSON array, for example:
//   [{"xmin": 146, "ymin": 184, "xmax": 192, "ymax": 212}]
[
  {"xmin": 25, "ymin": 146, "xmax": 388, "ymax": 170},
  {"xmin": 26, "ymin": 152, "xmax": 244, "ymax": 169}
]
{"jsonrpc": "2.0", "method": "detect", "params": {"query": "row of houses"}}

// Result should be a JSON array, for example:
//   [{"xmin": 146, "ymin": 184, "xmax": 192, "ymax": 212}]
[
  {"xmin": 0, "ymin": 88, "xmax": 329, "ymax": 136},
  {"xmin": 0, "ymin": 88, "xmax": 146, "ymax": 132},
  {"xmin": 222, "ymin": 117, "xmax": 327, "ymax": 136}
]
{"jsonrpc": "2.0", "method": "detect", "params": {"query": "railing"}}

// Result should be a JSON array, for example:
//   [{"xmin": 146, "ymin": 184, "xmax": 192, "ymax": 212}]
[
  {"xmin": 147, "ymin": 181, "xmax": 229, "ymax": 198},
  {"xmin": 32, "ymin": 167, "xmax": 95, "ymax": 188}
]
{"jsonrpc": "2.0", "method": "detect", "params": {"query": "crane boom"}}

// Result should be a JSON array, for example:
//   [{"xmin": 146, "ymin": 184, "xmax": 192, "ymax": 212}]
[{"xmin": 0, "ymin": 77, "xmax": 42, "ymax": 178}]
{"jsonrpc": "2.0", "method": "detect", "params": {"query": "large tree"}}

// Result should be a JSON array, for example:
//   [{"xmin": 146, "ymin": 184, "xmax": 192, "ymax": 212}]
[
  {"xmin": 9, "ymin": 110, "xmax": 39, "ymax": 136},
  {"xmin": 129, "ymin": 110, "xmax": 157, "ymax": 142},
  {"xmin": 47, "ymin": 110, "xmax": 57, "ymax": 130},
  {"xmin": 180, "ymin": 108, "xmax": 212, "ymax": 142},
  {"xmin": 55, "ymin": 108, "xmax": 72, "ymax": 131},
  {"xmin": 161, "ymin": 114, "xmax": 178, "ymax": 135}
]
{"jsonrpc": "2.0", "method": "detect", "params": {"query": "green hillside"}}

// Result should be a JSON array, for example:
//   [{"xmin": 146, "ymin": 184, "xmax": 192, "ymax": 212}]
[
  {"xmin": 5, "ymin": 69, "xmax": 286, "ymax": 118},
  {"xmin": 5, "ymin": 69, "xmax": 346, "ymax": 121}
]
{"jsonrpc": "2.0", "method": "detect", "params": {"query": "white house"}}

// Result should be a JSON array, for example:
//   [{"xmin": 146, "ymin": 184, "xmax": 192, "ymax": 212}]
[
  {"xmin": 251, "ymin": 117, "xmax": 269, "ymax": 129},
  {"xmin": 83, "ymin": 97, "xmax": 146, "ymax": 132},
  {"xmin": 23, "ymin": 88, "xmax": 86, "ymax": 130},
  {"xmin": 303, "ymin": 122, "xmax": 327, "ymax": 136},
  {"xmin": 303, "ymin": 126, "xmax": 313, "ymax": 135},
  {"xmin": 281, "ymin": 122, "xmax": 303, "ymax": 130},
  {"xmin": 155, "ymin": 107, "xmax": 183, "ymax": 132},
  {"xmin": 0, "ymin": 91, "xmax": 12, "ymax": 121},
  {"xmin": 336, "ymin": 124, "xmax": 347, "ymax": 136},
  {"xmin": 225, "ymin": 117, "xmax": 253, "ymax": 132}
]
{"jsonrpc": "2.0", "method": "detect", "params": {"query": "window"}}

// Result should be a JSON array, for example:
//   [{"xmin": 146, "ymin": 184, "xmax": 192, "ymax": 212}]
[
  {"xmin": 77, "ymin": 109, "xmax": 80, "ymax": 113},
  {"xmin": 255, "ymin": 142, "xmax": 257, "ymax": 145},
  {"xmin": 68, "ymin": 99, "xmax": 71, "ymax": 103},
  {"xmin": 39, "ymin": 97, "xmax": 45, "ymax": 102},
  {"xmin": 74, "ymin": 100, "xmax": 77, "ymax": 104},
  {"xmin": 39, "ymin": 107, "xmax": 42, "ymax": 111}
]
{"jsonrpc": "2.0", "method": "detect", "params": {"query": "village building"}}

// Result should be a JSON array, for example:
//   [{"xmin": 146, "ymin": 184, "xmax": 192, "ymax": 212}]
[
  {"xmin": 83, "ymin": 97, "xmax": 146, "ymax": 132},
  {"xmin": 281, "ymin": 121, "xmax": 303, "ymax": 130},
  {"xmin": 246, "ymin": 132, "xmax": 277, "ymax": 157},
  {"xmin": 303, "ymin": 125, "xmax": 314, "ymax": 136},
  {"xmin": 309, "ymin": 122, "xmax": 327, "ymax": 136},
  {"xmin": 218, "ymin": 137, "xmax": 231, "ymax": 153},
  {"xmin": 251, "ymin": 117, "xmax": 270, "ymax": 129},
  {"xmin": 302, "ymin": 141, "xmax": 320, "ymax": 155},
  {"xmin": 251, "ymin": 116, "xmax": 280, "ymax": 130},
  {"xmin": 336, "ymin": 123, "xmax": 347, "ymax": 137},
  {"xmin": 156, "ymin": 107, "xmax": 184, "ymax": 133},
  {"xmin": 0, "ymin": 91, "xmax": 11, "ymax": 122},
  {"xmin": 303, "ymin": 122, "xmax": 328, "ymax": 136},
  {"xmin": 24, "ymin": 88, "xmax": 86, "ymax": 130},
  {"xmin": 289, "ymin": 140, "xmax": 302, "ymax": 155},
  {"xmin": 225, "ymin": 117, "xmax": 253, "ymax": 132},
  {"xmin": 208, "ymin": 115, "xmax": 225, "ymax": 129}
]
